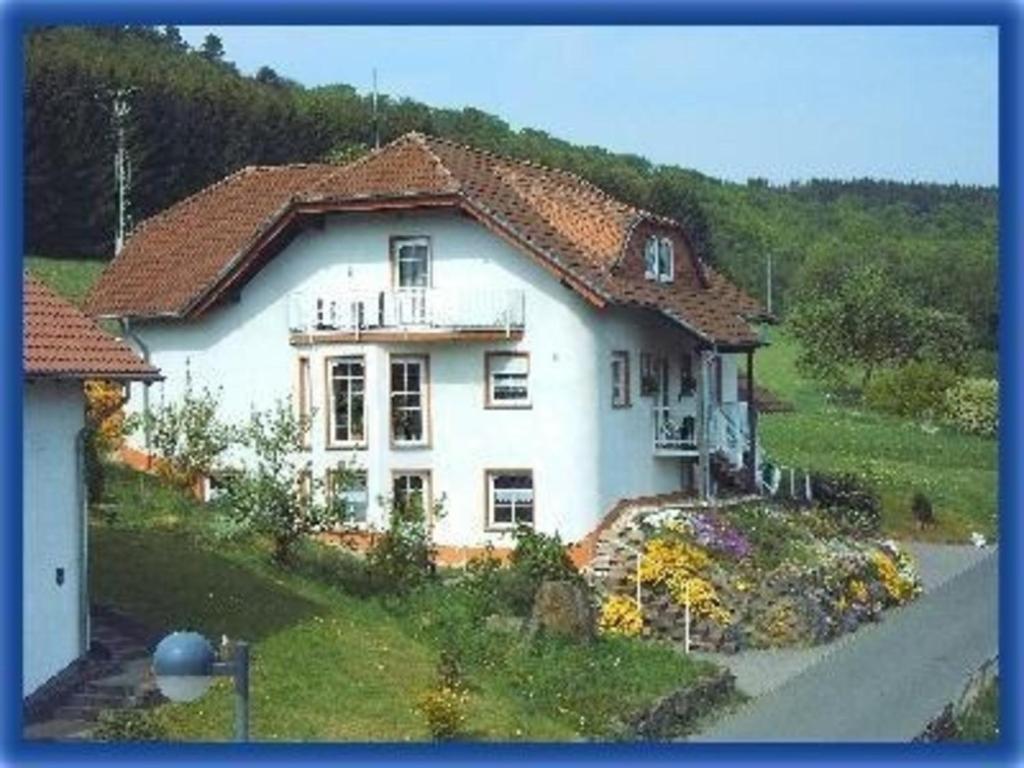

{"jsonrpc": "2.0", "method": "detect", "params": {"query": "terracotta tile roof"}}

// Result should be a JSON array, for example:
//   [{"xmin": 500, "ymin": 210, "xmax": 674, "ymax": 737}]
[
  {"xmin": 24, "ymin": 275, "xmax": 161, "ymax": 380},
  {"xmin": 86, "ymin": 133, "xmax": 762, "ymax": 345}
]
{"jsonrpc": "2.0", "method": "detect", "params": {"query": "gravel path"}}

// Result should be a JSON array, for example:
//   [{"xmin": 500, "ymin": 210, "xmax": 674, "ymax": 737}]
[{"xmin": 691, "ymin": 546, "xmax": 998, "ymax": 741}]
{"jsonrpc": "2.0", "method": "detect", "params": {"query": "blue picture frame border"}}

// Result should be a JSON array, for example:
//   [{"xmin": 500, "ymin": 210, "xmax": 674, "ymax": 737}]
[{"xmin": 1, "ymin": 2, "xmax": 1019, "ymax": 766}]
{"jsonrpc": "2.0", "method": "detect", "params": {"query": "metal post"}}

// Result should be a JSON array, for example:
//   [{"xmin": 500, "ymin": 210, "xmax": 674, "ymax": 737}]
[
  {"xmin": 233, "ymin": 641, "xmax": 250, "ymax": 742},
  {"xmin": 683, "ymin": 581, "xmax": 691, "ymax": 654}
]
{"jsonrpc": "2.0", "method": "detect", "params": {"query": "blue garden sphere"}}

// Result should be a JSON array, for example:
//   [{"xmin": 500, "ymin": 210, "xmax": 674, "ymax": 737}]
[{"xmin": 153, "ymin": 631, "xmax": 216, "ymax": 702}]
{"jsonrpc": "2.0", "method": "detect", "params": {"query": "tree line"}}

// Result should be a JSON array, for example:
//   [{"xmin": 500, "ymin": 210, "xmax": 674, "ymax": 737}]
[{"xmin": 24, "ymin": 26, "xmax": 998, "ymax": 348}]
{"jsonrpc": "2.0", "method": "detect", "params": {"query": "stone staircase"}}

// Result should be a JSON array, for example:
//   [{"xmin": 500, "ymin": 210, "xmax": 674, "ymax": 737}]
[{"xmin": 24, "ymin": 605, "xmax": 160, "ymax": 741}]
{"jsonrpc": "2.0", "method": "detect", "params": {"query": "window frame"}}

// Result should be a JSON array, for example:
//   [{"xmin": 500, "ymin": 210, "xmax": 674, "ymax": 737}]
[
  {"xmin": 644, "ymin": 236, "xmax": 659, "ymax": 280},
  {"xmin": 391, "ymin": 469, "xmax": 433, "ymax": 522},
  {"xmin": 484, "ymin": 351, "xmax": 531, "ymax": 409},
  {"xmin": 326, "ymin": 466, "xmax": 370, "ymax": 527},
  {"xmin": 611, "ymin": 350, "xmax": 631, "ymax": 408},
  {"xmin": 296, "ymin": 355, "xmax": 311, "ymax": 449},
  {"xmin": 325, "ymin": 355, "xmax": 367, "ymax": 449},
  {"xmin": 485, "ymin": 469, "xmax": 535, "ymax": 531},
  {"xmin": 390, "ymin": 236, "xmax": 432, "ymax": 290},
  {"xmin": 390, "ymin": 354, "xmax": 431, "ymax": 448}
]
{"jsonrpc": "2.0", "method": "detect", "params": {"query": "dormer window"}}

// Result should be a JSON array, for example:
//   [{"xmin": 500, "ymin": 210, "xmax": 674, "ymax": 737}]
[{"xmin": 644, "ymin": 235, "xmax": 674, "ymax": 283}]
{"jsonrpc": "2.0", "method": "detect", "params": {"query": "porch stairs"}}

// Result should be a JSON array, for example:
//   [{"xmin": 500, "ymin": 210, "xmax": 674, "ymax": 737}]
[{"xmin": 24, "ymin": 605, "xmax": 160, "ymax": 741}]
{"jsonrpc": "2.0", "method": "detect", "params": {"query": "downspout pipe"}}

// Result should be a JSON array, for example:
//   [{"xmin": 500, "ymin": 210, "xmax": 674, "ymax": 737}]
[{"xmin": 119, "ymin": 317, "xmax": 152, "ymax": 450}]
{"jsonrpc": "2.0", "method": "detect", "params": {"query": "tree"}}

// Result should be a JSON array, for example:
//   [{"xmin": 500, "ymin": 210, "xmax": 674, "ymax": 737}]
[
  {"xmin": 129, "ymin": 369, "xmax": 234, "ymax": 492},
  {"xmin": 198, "ymin": 34, "xmax": 225, "ymax": 63},
  {"xmin": 162, "ymin": 25, "xmax": 187, "ymax": 51},
  {"xmin": 222, "ymin": 400, "xmax": 355, "ymax": 565},
  {"xmin": 789, "ymin": 264, "xmax": 919, "ymax": 391}
]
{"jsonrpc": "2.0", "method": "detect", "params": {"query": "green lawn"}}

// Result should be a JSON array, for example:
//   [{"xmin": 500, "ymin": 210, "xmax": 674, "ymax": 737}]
[
  {"xmin": 25, "ymin": 254, "xmax": 106, "ymax": 305},
  {"xmin": 755, "ymin": 327, "xmax": 998, "ymax": 541},
  {"xmin": 91, "ymin": 465, "xmax": 708, "ymax": 742}
]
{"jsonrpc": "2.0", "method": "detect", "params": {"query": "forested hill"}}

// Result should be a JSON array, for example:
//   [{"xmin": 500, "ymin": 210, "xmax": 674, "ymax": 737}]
[{"xmin": 24, "ymin": 26, "xmax": 998, "ymax": 345}]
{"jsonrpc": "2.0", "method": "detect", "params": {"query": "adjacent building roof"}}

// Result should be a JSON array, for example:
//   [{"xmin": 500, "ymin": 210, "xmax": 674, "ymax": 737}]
[
  {"xmin": 85, "ymin": 133, "xmax": 764, "ymax": 346},
  {"xmin": 24, "ymin": 274, "xmax": 161, "ymax": 381}
]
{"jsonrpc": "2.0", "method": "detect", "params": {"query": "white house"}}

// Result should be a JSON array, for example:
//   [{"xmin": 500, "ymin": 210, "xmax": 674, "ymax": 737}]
[
  {"xmin": 22, "ymin": 275, "xmax": 160, "ymax": 702},
  {"xmin": 85, "ymin": 133, "xmax": 764, "ymax": 560}
]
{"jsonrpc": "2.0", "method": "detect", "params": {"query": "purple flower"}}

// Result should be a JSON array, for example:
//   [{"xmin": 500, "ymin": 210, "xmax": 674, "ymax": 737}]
[{"xmin": 687, "ymin": 511, "xmax": 753, "ymax": 560}]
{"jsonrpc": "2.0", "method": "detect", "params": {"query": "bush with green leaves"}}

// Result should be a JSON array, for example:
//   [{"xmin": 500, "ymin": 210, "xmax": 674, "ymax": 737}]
[
  {"xmin": 221, "ymin": 399, "xmax": 357, "ymax": 565},
  {"xmin": 366, "ymin": 491, "xmax": 446, "ymax": 594},
  {"xmin": 94, "ymin": 709, "xmax": 168, "ymax": 741},
  {"xmin": 943, "ymin": 377, "xmax": 998, "ymax": 437},
  {"xmin": 509, "ymin": 525, "xmax": 581, "ymax": 601},
  {"xmin": 864, "ymin": 360, "xmax": 960, "ymax": 419},
  {"xmin": 810, "ymin": 472, "xmax": 882, "ymax": 538},
  {"xmin": 126, "ymin": 368, "xmax": 234, "ymax": 492}
]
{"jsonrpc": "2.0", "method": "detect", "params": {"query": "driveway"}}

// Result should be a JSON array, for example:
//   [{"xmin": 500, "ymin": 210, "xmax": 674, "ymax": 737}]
[{"xmin": 691, "ymin": 545, "xmax": 998, "ymax": 742}]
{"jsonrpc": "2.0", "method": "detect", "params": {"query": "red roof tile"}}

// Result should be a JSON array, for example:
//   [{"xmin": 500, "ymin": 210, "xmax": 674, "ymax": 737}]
[
  {"xmin": 24, "ymin": 275, "xmax": 161, "ymax": 380},
  {"xmin": 86, "ymin": 133, "xmax": 762, "ymax": 345}
]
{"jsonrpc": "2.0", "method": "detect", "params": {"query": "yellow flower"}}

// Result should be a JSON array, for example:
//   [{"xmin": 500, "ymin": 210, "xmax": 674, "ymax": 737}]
[{"xmin": 598, "ymin": 594, "xmax": 643, "ymax": 637}]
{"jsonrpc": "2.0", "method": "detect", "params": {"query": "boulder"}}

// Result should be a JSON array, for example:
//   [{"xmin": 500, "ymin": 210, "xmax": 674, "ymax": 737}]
[{"xmin": 527, "ymin": 580, "xmax": 595, "ymax": 643}]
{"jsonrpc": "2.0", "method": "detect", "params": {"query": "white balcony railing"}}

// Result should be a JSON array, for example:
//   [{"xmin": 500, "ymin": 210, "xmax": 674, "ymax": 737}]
[
  {"xmin": 653, "ymin": 406, "xmax": 697, "ymax": 454},
  {"xmin": 288, "ymin": 288, "xmax": 526, "ymax": 335}
]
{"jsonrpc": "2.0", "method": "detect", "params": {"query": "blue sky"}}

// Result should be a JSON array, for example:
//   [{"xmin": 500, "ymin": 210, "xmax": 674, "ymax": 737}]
[{"xmin": 179, "ymin": 26, "xmax": 998, "ymax": 186}]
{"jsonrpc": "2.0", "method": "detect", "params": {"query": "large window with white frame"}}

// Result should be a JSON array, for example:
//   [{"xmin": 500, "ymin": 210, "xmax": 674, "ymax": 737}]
[
  {"xmin": 328, "ymin": 356, "xmax": 366, "ymax": 446},
  {"xmin": 327, "ymin": 467, "xmax": 369, "ymax": 524},
  {"xmin": 643, "ymin": 235, "xmax": 674, "ymax": 283},
  {"xmin": 485, "ymin": 352, "xmax": 530, "ymax": 407},
  {"xmin": 391, "ymin": 355, "xmax": 429, "ymax": 445},
  {"xmin": 486, "ymin": 470, "xmax": 534, "ymax": 529}
]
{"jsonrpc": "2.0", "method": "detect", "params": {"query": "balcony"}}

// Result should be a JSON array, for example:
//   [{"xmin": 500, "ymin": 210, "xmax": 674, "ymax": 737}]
[
  {"xmin": 288, "ymin": 288, "xmax": 526, "ymax": 340},
  {"xmin": 653, "ymin": 406, "xmax": 697, "ymax": 456}
]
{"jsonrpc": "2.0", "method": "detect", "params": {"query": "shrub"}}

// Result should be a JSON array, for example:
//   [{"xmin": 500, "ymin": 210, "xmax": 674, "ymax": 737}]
[
  {"xmin": 94, "ymin": 709, "xmax": 168, "ymax": 741},
  {"xmin": 863, "ymin": 361, "xmax": 959, "ymax": 419},
  {"xmin": 509, "ymin": 525, "xmax": 580, "ymax": 597},
  {"xmin": 417, "ymin": 684, "xmax": 469, "ymax": 741},
  {"xmin": 290, "ymin": 538, "xmax": 375, "ymax": 596},
  {"xmin": 943, "ymin": 377, "xmax": 998, "ymax": 436},
  {"xmin": 598, "ymin": 594, "xmax": 643, "ymax": 637},
  {"xmin": 810, "ymin": 472, "xmax": 881, "ymax": 537},
  {"xmin": 366, "ymin": 492, "xmax": 446, "ymax": 594},
  {"xmin": 85, "ymin": 380, "xmax": 127, "ymax": 453}
]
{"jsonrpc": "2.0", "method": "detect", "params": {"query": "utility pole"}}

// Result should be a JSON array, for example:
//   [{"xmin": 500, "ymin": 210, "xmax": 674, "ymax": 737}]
[
  {"xmin": 765, "ymin": 251, "xmax": 773, "ymax": 316},
  {"xmin": 112, "ymin": 89, "xmax": 133, "ymax": 255},
  {"xmin": 372, "ymin": 68, "xmax": 380, "ymax": 149}
]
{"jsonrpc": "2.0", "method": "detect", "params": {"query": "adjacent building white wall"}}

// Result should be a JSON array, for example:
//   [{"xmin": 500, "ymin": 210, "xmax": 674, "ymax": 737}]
[
  {"xmin": 124, "ymin": 209, "xmax": 725, "ymax": 546},
  {"xmin": 23, "ymin": 380, "xmax": 85, "ymax": 697}
]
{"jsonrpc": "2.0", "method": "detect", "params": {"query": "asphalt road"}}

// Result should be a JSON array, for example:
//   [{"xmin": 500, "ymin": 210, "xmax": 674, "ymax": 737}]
[{"xmin": 692, "ymin": 548, "xmax": 998, "ymax": 742}]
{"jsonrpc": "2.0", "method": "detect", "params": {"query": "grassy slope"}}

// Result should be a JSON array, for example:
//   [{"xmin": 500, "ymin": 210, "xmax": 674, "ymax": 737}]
[
  {"xmin": 755, "ymin": 327, "xmax": 998, "ymax": 541},
  {"xmin": 24, "ymin": 255, "xmax": 105, "ymax": 305},
  {"xmin": 91, "ymin": 467, "xmax": 703, "ymax": 741}
]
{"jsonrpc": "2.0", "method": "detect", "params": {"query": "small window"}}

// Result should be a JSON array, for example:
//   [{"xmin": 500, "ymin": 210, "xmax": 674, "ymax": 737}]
[
  {"xmin": 393, "ymin": 237, "xmax": 431, "ymax": 289},
  {"xmin": 328, "ymin": 356, "xmax": 366, "ymax": 446},
  {"xmin": 328, "ymin": 467, "xmax": 369, "ymax": 524},
  {"xmin": 658, "ymin": 237, "xmax": 674, "ymax": 282},
  {"xmin": 393, "ymin": 472, "xmax": 430, "ymax": 517},
  {"xmin": 639, "ymin": 352, "xmax": 656, "ymax": 396},
  {"xmin": 611, "ymin": 351, "xmax": 630, "ymax": 408},
  {"xmin": 486, "ymin": 353, "xmax": 530, "ymax": 407},
  {"xmin": 643, "ymin": 235, "xmax": 674, "ymax": 282},
  {"xmin": 391, "ymin": 356, "xmax": 429, "ymax": 445},
  {"xmin": 487, "ymin": 471, "xmax": 534, "ymax": 529},
  {"xmin": 644, "ymin": 237, "xmax": 659, "ymax": 280}
]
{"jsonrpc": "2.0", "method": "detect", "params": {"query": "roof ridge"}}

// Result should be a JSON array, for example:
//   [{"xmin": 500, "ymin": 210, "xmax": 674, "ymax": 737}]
[{"xmin": 311, "ymin": 133, "xmax": 425, "ymax": 192}]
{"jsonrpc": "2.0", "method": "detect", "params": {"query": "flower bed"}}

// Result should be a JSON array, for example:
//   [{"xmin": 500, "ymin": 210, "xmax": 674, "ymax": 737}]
[{"xmin": 597, "ymin": 502, "xmax": 922, "ymax": 652}]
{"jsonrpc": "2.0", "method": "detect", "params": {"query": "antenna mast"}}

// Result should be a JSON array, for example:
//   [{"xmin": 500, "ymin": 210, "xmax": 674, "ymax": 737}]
[
  {"xmin": 372, "ymin": 68, "xmax": 380, "ymax": 149},
  {"xmin": 112, "ymin": 89, "xmax": 132, "ymax": 256}
]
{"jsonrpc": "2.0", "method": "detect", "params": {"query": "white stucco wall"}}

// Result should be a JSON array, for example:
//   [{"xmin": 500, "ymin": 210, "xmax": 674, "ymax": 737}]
[
  {"xmin": 23, "ymin": 380, "xmax": 86, "ymax": 697},
  {"xmin": 124, "ymin": 209, "xmax": 735, "ymax": 546}
]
